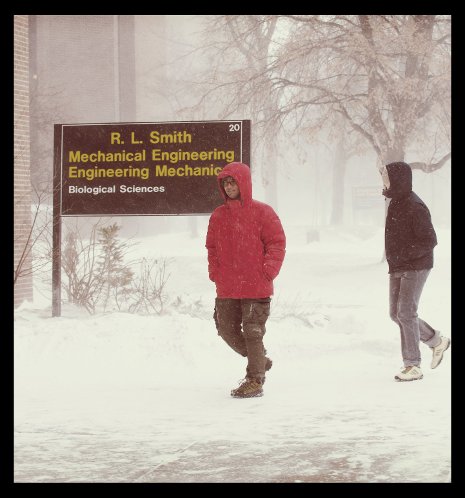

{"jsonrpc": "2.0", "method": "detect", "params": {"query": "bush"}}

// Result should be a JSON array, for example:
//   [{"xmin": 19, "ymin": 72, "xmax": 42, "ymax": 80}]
[{"xmin": 61, "ymin": 221, "xmax": 170, "ymax": 315}]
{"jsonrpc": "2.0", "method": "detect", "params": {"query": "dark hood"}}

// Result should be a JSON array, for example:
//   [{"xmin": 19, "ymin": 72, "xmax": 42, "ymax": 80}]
[
  {"xmin": 383, "ymin": 161, "xmax": 412, "ymax": 199},
  {"xmin": 217, "ymin": 162, "xmax": 252, "ymax": 206}
]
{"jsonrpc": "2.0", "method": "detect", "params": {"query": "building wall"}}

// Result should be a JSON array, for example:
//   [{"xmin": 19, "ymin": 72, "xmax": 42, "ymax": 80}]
[
  {"xmin": 25, "ymin": 16, "xmax": 137, "ymax": 308},
  {"xmin": 30, "ymin": 15, "xmax": 137, "ymax": 187},
  {"xmin": 14, "ymin": 15, "xmax": 33, "ymax": 307}
]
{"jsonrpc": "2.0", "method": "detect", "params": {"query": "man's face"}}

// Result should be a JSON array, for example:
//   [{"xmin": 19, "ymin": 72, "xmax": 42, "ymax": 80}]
[
  {"xmin": 222, "ymin": 176, "xmax": 240, "ymax": 199},
  {"xmin": 381, "ymin": 167, "xmax": 390, "ymax": 189}
]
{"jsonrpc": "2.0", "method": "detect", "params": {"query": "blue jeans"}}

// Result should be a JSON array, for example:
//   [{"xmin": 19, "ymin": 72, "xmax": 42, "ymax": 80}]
[{"xmin": 389, "ymin": 269, "xmax": 441, "ymax": 367}]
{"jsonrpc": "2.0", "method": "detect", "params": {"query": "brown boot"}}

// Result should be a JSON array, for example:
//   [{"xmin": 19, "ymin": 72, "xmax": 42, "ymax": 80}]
[
  {"xmin": 231, "ymin": 378, "xmax": 264, "ymax": 398},
  {"xmin": 246, "ymin": 357, "xmax": 272, "ymax": 383}
]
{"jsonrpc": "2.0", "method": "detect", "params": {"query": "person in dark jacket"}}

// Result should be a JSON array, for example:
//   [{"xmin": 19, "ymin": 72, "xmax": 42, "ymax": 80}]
[
  {"xmin": 381, "ymin": 161, "xmax": 450, "ymax": 381},
  {"xmin": 206, "ymin": 162, "xmax": 286, "ymax": 398}
]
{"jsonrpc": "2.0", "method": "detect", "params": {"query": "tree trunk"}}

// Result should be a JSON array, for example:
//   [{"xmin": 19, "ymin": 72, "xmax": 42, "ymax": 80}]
[
  {"xmin": 330, "ymin": 134, "xmax": 346, "ymax": 225},
  {"xmin": 382, "ymin": 147, "xmax": 405, "ymax": 165},
  {"xmin": 264, "ymin": 155, "xmax": 278, "ymax": 210},
  {"xmin": 188, "ymin": 216, "xmax": 198, "ymax": 238}
]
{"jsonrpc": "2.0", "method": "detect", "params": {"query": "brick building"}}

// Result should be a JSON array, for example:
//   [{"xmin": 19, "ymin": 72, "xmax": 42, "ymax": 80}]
[{"xmin": 14, "ymin": 15, "xmax": 33, "ymax": 307}]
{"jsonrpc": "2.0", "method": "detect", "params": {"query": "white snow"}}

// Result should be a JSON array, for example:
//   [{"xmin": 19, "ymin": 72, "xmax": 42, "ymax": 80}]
[{"xmin": 14, "ymin": 224, "xmax": 451, "ymax": 483}]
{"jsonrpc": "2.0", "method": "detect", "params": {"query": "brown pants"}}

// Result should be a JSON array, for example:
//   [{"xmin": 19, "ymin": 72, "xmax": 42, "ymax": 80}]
[{"xmin": 213, "ymin": 297, "xmax": 271, "ymax": 382}]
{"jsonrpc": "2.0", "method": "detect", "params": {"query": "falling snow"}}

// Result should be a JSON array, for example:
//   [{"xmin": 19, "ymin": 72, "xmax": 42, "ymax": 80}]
[{"xmin": 14, "ymin": 225, "xmax": 451, "ymax": 483}]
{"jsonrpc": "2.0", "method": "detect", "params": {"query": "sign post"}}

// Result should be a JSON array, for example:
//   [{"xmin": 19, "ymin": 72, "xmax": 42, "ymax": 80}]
[{"xmin": 52, "ymin": 120, "xmax": 251, "ymax": 316}]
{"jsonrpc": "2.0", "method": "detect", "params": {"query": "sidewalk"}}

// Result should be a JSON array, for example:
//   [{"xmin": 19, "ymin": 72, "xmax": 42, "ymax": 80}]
[{"xmin": 14, "ymin": 376, "xmax": 451, "ymax": 483}]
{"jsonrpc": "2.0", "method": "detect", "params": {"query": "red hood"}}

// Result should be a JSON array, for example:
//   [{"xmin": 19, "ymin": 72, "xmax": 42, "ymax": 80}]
[{"xmin": 217, "ymin": 162, "xmax": 252, "ymax": 206}]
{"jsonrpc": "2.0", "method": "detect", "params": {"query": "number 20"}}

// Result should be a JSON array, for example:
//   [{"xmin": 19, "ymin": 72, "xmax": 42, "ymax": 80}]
[{"xmin": 229, "ymin": 124, "xmax": 240, "ymax": 132}]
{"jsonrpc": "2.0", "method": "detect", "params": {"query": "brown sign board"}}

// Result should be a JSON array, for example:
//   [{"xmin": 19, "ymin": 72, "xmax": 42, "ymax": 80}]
[{"xmin": 54, "ymin": 120, "xmax": 251, "ymax": 216}]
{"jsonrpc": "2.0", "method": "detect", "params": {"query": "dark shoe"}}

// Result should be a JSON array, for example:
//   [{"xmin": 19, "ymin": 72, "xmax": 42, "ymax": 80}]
[{"xmin": 231, "ymin": 378, "xmax": 263, "ymax": 398}]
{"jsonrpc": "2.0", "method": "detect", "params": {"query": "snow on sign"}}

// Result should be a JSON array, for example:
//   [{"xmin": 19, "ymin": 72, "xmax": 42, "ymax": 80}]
[{"xmin": 54, "ymin": 120, "xmax": 251, "ymax": 216}]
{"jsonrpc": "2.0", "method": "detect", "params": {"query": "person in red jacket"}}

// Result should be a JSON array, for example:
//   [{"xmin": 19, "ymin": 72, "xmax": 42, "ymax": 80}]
[{"xmin": 206, "ymin": 162, "xmax": 286, "ymax": 398}]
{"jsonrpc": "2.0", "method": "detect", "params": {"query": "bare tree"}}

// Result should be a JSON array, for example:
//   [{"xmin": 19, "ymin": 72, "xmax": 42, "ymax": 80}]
[
  {"xmin": 190, "ymin": 15, "xmax": 450, "ymax": 177},
  {"xmin": 14, "ymin": 184, "xmax": 54, "ymax": 285},
  {"xmin": 177, "ymin": 16, "xmax": 284, "ymax": 208},
  {"xmin": 96, "ymin": 223, "xmax": 135, "ymax": 312},
  {"xmin": 62, "ymin": 220, "xmax": 103, "ymax": 313},
  {"xmin": 272, "ymin": 15, "xmax": 451, "ymax": 170},
  {"xmin": 60, "ymin": 220, "xmax": 171, "ymax": 315},
  {"xmin": 212, "ymin": 16, "xmax": 281, "ymax": 207},
  {"xmin": 61, "ymin": 221, "xmax": 136, "ymax": 314},
  {"xmin": 129, "ymin": 258, "xmax": 171, "ymax": 315}
]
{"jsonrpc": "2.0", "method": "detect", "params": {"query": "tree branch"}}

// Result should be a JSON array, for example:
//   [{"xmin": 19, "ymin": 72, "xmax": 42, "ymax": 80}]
[{"xmin": 410, "ymin": 152, "xmax": 451, "ymax": 173}]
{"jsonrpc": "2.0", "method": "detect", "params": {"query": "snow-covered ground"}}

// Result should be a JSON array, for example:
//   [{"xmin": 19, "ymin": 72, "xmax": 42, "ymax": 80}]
[{"xmin": 14, "ymin": 223, "xmax": 451, "ymax": 483}]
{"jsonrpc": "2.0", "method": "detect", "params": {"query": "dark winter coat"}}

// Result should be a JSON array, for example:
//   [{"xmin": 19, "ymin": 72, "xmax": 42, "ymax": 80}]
[
  {"xmin": 383, "ymin": 162, "xmax": 437, "ymax": 274},
  {"xmin": 206, "ymin": 162, "xmax": 286, "ymax": 298}
]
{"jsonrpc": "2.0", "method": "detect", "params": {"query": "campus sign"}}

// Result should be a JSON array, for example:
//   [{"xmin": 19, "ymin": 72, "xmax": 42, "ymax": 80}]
[{"xmin": 54, "ymin": 120, "xmax": 251, "ymax": 216}]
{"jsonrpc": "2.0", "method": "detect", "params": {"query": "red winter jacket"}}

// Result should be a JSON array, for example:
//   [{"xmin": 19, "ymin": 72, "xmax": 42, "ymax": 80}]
[{"xmin": 206, "ymin": 162, "xmax": 286, "ymax": 298}]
